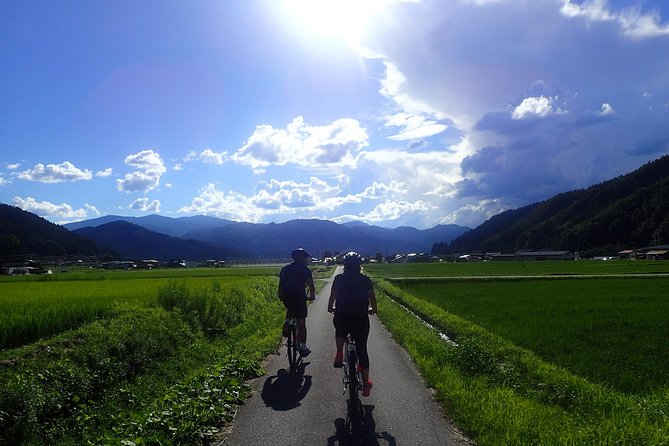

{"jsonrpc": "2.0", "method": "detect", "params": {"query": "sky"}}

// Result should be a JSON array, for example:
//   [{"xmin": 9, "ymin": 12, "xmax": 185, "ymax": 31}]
[{"xmin": 2, "ymin": 0, "xmax": 669, "ymax": 230}]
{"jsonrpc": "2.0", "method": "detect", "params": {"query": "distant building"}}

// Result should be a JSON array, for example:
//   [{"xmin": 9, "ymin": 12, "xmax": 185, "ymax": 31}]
[
  {"xmin": 406, "ymin": 253, "xmax": 432, "ymax": 263},
  {"xmin": 644, "ymin": 249, "xmax": 669, "ymax": 260},
  {"xmin": 387, "ymin": 254, "xmax": 406, "ymax": 263},
  {"xmin": 515, "ymin": 251, "xmax": 573, "ymax": 261},
  {"xmin": 487, "ymin": 253, "xmax": 516, "ymax": 261},
  {"xmin": 632, "ymin": 245, "xmax": 669, "ymax": 260},
  {"xmin": 457, "ymin": 254, "xmax": 483, "ymax": 262},
  {"xmin": 618, "ymin": 249, "xmax": 635, "ymax": 259}
]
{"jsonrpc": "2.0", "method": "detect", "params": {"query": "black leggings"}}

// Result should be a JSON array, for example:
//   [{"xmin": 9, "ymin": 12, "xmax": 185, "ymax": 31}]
[{"xmin": 333, "ymin": 313, "xmax": 370, "ymax": 369}]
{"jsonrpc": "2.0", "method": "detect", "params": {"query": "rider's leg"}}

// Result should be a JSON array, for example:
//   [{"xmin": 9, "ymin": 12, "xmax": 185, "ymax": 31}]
[
  {"xmin": 354, "ymin": 314, "xmax": 371, "ymax": 383},
  {"xmin": 335, "ymin": 336, "xmax": 345, "ymax": 354},
  {"xmin": 298, "ymin": 318, "xmax": 307, "ymax": 343},
  {"xmin": 332, "ymin": 313, "xmax": 346, "ymax": 367}
]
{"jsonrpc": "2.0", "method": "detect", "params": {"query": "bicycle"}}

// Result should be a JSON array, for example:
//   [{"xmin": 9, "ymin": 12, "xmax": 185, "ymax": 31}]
[
  {"xmin": 342, "ymin": 333, "xmax": 364, "ymax": 426},
  {"xmin": 285, "ymin": 316, "xmax": 302, "ymax": 370}
]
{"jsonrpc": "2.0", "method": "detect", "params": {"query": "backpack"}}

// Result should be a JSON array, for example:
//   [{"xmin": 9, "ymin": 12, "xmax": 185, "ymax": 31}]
[{"xmin": 279, "ymin": 263, "xmax": 306, "ymax": 298}]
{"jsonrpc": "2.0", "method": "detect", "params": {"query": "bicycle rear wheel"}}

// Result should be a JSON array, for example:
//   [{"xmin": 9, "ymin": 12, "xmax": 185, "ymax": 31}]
[{"xmin": 287, "ymin": 325, "xmax": 299, "ymax": 369}]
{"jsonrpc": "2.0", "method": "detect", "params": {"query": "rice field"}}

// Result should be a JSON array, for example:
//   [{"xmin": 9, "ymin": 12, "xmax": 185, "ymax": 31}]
[
  {"xmin": 371, "ymin": 261, "xmax": 669, "ymax": 445},
  {"xmin": 0, "ymin": 269, "xmax": 273, "ymax": 350},
  {"xmin": 391, "ymin": 275, "xmax": 669, "ymax": 394},
  {"xmin": 0, "ymin": 267, "xmax": 289, "ymax": 445},
  {"xmin": 364, "ymin": 259, "xmax": 669, "ymax": 278},
  {"xmin": 0, "ymin": 265, "xmax": 333, "ymax": 350}
]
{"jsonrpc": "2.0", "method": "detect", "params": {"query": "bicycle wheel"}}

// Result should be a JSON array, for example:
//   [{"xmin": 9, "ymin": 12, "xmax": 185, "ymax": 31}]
[{"xmin": 287, "ymin": 324, "xmax": 299, "ymax": 369}]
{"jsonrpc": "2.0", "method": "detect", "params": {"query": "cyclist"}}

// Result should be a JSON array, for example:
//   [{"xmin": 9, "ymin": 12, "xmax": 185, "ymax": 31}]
[
  {"xmin": 279, "ymin": 248, "xmax": 316, "ymax": 357},
  {"xmin": 327, "ymin": 252, "xmax": 377, "ymax": 397}
]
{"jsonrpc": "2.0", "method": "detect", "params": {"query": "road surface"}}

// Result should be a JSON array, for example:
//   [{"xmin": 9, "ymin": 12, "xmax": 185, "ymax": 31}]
[{"xmin": 220, "ymin": 267, "xmax": 471, "ymax": 446}]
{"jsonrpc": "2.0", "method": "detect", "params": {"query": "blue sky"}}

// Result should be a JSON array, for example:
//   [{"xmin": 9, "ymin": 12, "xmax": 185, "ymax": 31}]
[{"xmin": 2, "ymin": 0, "xmax": 669, "ymax": 229}]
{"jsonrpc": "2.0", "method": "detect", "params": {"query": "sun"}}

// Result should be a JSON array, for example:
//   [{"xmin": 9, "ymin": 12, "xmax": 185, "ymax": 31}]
[{"xmin": 283, "ymin": 0, "xmax": 378, "ymax": 43}]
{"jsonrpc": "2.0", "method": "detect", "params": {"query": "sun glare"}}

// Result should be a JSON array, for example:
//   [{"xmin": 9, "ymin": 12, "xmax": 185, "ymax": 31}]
[{"xmin": 284, "ymin": 0, "xmax": 378, "ymax": 43}]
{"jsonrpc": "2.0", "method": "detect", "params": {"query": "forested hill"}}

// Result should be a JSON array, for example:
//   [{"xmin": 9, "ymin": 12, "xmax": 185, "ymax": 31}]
[
  {"xmin": 438, "ymin": 154, "xmax": 669, "ymax": 256},
  {"xmin": 0, "ymin": 204, "xmax": 117, "ymax": 258}
]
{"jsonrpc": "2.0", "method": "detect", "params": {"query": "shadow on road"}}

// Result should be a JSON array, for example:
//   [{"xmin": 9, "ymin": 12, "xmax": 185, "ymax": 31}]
[
  {"xmin": 260, "ymin": 362, "xmax": 312, "ymax": 411},
  {"xmin": 326, "ymin": 405, "xmax": 396, "ymax": 446}
]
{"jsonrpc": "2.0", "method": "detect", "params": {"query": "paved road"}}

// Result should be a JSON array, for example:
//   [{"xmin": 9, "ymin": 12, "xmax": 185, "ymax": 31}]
[{"xmin": 221, "ymin": 268, "xmax": 470, "ymax": 446}]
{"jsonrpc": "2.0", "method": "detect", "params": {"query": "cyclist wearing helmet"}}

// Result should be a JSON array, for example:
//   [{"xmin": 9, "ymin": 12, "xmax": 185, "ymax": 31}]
[
  {"xmin": 279, "ymin": 248, "xmax": 316, "ymax": 357},
  {"xmin": 327, "ymin": 251, "xmax": 377, "ymax": 396}
]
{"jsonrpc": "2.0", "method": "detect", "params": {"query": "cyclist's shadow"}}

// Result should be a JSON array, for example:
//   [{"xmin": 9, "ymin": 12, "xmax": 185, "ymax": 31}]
[
  {"xmin": 327, "ymin": 405, "xmax": 396, "ymax": 446},
  {"xmin": 260, "ymin": 362, "xmax": 312, "ymax": 411}
]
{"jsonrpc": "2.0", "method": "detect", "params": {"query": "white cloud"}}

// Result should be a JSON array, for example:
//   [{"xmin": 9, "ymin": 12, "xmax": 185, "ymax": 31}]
[
  {"xmin": 180, "ymin": 176, "xmax": 363, "ymax": 222},
  {"xmin": 511, "ymin": 96, "xmax": 567, "ymax": 120},
  {"xmin": 0, "ymin": 175, "xmax": 7, "ymax": 186},
  {"xmin": 561, "ymin": 0, "xmax": 669, "ymax": 38},
  {"xmin": 116, "ymin": 171, "xmax": 160, "ymax": 193},
  {"xmin": 385, "ymin": 113, "xmax": 449, "ymax": 141},
  {"xmin": 12, "ymin": 196, "xmax": 90, "ymax": 219},
  {"xmin": 254, "ymin": 177, "xmax": 335, "ymax": 208},
  {"xmin": 17, "ymin": 161, "xmax": 93, "ymax": 183},
  {"xmin": 84, "ymin": 203, "xmax": 101, "ymax": 216},
  {"xmin": 379, "ymin": 63, "xmax": 450, "ymax": 140},
  {"xmin": 184, "ymin": 149, "xmax": 229, "ymax": 165},
  {"xmin": 179, "ymin": 183, "xmax": 264, "ymax": 222},
  {"xmin": 124, "ymin": 149, "xmax": 166, "ymax": 174},
  {"xmin": 130, "ymin": 198, "xmax": 161, "ymax": 212},
  {"xmin": 560, "ymin": 0, "xmax": 615, "ymax": 22},
  {"xmin": 231, "ymin": 116, "xmax": 368, "ymax": 171},
  {"xmin": 359, "ymin": 180, "xmax": 408, "ymax": 199},
  {"xmin": 440, "ymin": 199, "xmax": 507, "ymax": 228},
  {"xmin": 116, "ymin": 149, "xmax": 166, "ymax": 193},
  {"xmin": 5, "ymin": 163, "xmax": 20, "ymax": 170},
  {"xmin": 177, "ymin": 172, "xmax": 427, "ymax": 224},
  {"xmin": 199, "ymin": 149, "xmax": 228, "ymax": 165},
  {"xmin": 356, "ymin": 199, "xmax": 436, "ymax": 223},
  {"xmin": 600, "ymin": 102, "xmax": 615, "ymax": 115},
  {"xmin": 96, "ymin": 168, "xmax": 113, "ymax": 177},
  {"xmin": 360, "ymin": 149, "xmax": 463, "ymax": 192}
]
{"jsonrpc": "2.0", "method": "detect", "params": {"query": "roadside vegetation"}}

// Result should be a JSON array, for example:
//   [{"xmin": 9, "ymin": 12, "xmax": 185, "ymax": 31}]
[
  {"xmin": 0, "ymin": 265, "xmax": 337, "ymax": 445},
  {"xmin": 370, "ymin": 260, "xmax": 669, "ymax": 445}
]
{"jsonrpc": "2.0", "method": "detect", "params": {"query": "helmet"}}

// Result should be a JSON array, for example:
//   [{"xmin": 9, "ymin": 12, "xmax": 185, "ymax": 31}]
[
  {"xmin": 291, "ymin": 248, "xmax": 310, "ymax": 259},
  {"xmin": 342, "ymin": 251, "xmax": 362, "ymax": 266}
]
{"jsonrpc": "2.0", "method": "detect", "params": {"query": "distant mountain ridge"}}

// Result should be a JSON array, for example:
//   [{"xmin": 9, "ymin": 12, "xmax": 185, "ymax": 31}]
[
  {"xmin": 64, "ymin": 214, "xmax": 233, "ymax": 238},
  {"xmin": 65, "ymin": 216, "xmax": 470, "ymax": 259},
  {"xmin": 72, "ymin": 221, "xmax": 235, "ymax": 261},
  {"xmin": 440, "ymin": 154, "xmax": 669, "ymax": 256}
]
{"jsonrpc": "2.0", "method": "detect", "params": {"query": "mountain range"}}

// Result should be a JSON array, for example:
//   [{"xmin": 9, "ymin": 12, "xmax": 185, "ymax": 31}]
[
  {"xmin": 65, "ymin": 218, "xmax": 469, "ymax": 260},
  {"xmin": 3, "ymin": 154, "xmax": 668, "ymax": 261},
  {"xmin": 437, "ymin": 154, "xmax": 669, "ymax": 256}
]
